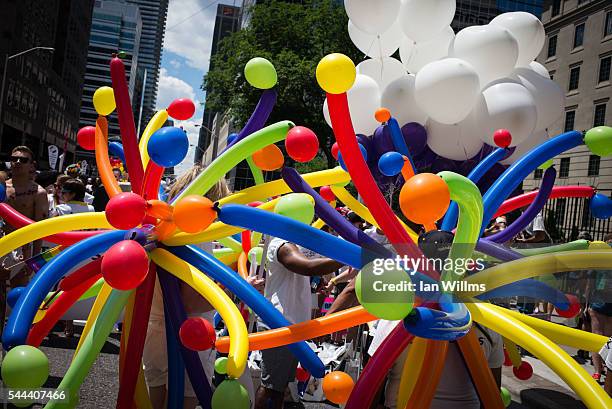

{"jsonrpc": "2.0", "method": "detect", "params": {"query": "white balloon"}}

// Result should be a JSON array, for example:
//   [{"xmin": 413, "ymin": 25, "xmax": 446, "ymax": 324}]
[
  {"xmin": 398, "ymin": 0, "xmax": 456, "ymax": 42},
  {"xmin": 475, "ymin": 82, "xmax": 537, "ymax": 146},
  {"xmin": 349, "ymin": 21, "xmax": 404, "ymax": 59},
  {"xmin": 426, "ymin": 115, "xmax": 484, "ymax": 161},
  {"xmin": 381, "ymin": 74, "xmax": 428, "ymax": 126},
  {"xmin": 529, "ymin": 61, "xmax": 550, "ymax": 78},
  {"xmin": 415, "ymin": 58, "xmax": 481, "ymax": 125},
  {"xmin": 451, "ymin": 24, "xmax": 519, "ymax": 87},
  {"xmin": 323, "ymin": 98, "xmax": 332, "ymax": 128},
  {"xmin": 346, "ymin": 74, "xmax": 381, "ymax": 135},
  {"xmin": 490, "ymin": 12, "xmax": 545, "ymax": 67},
  {"xmin": 344, "ymin": 0, "xmax": 401, "ymax": 35},
  {"xmin": 399, "ymin": 26, "xmax": 455, "ymax": 74},
  {"xmin": 356, "ymin": 57, "xmax": 406, "ymax": 90},
  {"xmin": 501, "ymin": 130, "xmax": 549, "ymax": 165},
  {"xmin": 514, "ymin": 67, "xmax": 564, "ymax": 132}
]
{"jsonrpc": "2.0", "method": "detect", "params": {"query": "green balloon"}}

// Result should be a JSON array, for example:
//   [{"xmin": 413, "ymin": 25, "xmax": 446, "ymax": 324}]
[
  {"xmin": 500, "ymin": 387, "xmax": 512, "ymax": 407},
  {"xmin": 274, "ymin": 193, "xmax": 315, "ymax": 225},
  {"xmin": 244, "ymin": 57, "xmax": 277, "ymax": 89},
  {"xmin": 248, "ymin": 246, "xmax": 264, "ymax": 264},
  {"xmin": 538, "ymin": 159, "xmax": 553, "ymax": 170},
  {"xmin": 1, "ymin": 345, "xmax": 49, "ymax": 388},
  {"xmin": 585, "ymin": 126, "xmax": 612, "ymax": 157},
  {"xmin": 355, "ymin": 265, "xmax": 414, "ymax": 321},
  {"xmin": 212, "ymin": 379, "xmax": 250, "ymax": 409},
  {"xmin": 215, "ymin": 357, "xmax": 228, "ymax": 375}
]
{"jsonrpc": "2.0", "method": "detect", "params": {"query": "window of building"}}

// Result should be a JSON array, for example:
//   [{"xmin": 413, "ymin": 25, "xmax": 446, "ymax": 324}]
[
  {"xmin": 534, "ymin": 168, "xmax": 543, "ymax": 179},
  {"xmin": 594, "ymin": 103, "xmax": 607, "ymax": 127},
  {"xmin": 547, "ymin": 35, "xmax": 557, "ymax": 58},
  {"xmin": 552, "ymin": 0, "xmax": 561, "ymax": 16},
  {"xmin": 588, "ymin": 155, "xmax": 601, "ymax": 176},
  {"xmin": 569, "ymin": 66, "xmax": 581, "ymax": 91},
  {"xmin": 599, "ymin": 56, "xmax": 611, "ymax": 83},
  {"xmin": 606, "ymin": 11, "xmax": 612, "ymax": 37},
  {"xmin": 574, "ymin": 23, "xmax": 585, "ymax": 48},
  {"xmin": 559, "ymin": 158, "xmax": 570, "ymax": 178},
  {"xmin": 564, "ymin": 110, "xmax": 576, "ymax": 132}
]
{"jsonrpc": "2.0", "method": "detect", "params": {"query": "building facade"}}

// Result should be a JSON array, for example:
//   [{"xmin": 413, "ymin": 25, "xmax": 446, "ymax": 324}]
[
  {"xmin": 454, "ymin": 0, "xmax": 543, "ymax": 30},
  {"xmin": 124, "ymin": 0, "xmax": 169, "ymax": 134},
  {"xmin": 522, "ymin": 0, "xmax": 611, "ymax": 240},
  {"xmin": 0, "ymin": 0, "xmax": 94, "ymax": 167},
  {"xmin": 79, "ymin": 0, "xmax": 142, "ymax": 147}
]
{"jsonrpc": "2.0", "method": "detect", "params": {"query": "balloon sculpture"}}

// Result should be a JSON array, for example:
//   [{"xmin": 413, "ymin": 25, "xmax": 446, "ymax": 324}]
[{"xmin": 0, "ymin": 2, "xmax": 611, "ymax": 409}]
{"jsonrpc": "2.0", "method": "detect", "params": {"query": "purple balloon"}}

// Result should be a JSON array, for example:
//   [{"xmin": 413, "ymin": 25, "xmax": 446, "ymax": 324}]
[
  {"xmin": 401, "ymin": 122, "xmax": 427, "ymax": 156},
  {"xmin": 356, "ymin": 134, "xmax": 374, "ymax": 159},
  {"xmin": 373, "ymin": 125, "xmax": 395, "ymax": 157},
  {"xmin": 431, "ymin": 157, "xmax": 458, "ymax": 173}
]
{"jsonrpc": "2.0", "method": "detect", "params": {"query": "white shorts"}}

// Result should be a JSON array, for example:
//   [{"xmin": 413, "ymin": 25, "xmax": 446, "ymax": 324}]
[{"xmin": 599, "ymin": 337, "xmax": 612, "ymax": 371}]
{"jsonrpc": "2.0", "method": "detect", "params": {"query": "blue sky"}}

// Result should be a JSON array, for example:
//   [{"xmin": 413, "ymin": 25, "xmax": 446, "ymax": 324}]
[{"xmin": 158, "ymin": 0, "xmax": 243, "ymax": 175}]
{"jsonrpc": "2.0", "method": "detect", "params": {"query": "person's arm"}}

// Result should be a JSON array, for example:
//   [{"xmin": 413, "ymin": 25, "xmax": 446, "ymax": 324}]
[
  {"xmin": 517, "ymin": 230, "xmax": 546, "ymax": 243},
  {"xmin": 326, "ymin": 267, "xmax": 358, "ymax": 291},
  {"xmin": 32, "ymin": 187, "xmax": 49, "ymax": 256},
  {"xmin": 180, "ymin": 282, "xmax": 214, "ymax": 315},
  {"xmin": 277, "ymin": 243, "xmax": 343, "ymax": 277},
  {"xmin": 325, "ymin": 278, "xmax": 357, "ymax": 315},
  {"xmin": 491, "ymin": 367, "xmax": 502, "ymax": 388}
]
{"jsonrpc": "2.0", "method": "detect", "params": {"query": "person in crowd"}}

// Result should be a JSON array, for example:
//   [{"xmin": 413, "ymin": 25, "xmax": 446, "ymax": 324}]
[
  {"xmin": 598, "ymin": 336, "xmax": 612, "ymax": 396},
  {"xmin": 587, "ymin": 233, "xmax": 612, "ymax": 382},
  {"xmin": 2, "ymin": 146, "xmax": 48, "ymax": 287},
  {"xmin": 49, "ymin": 174, "xmax": 72, "ymax": 214},
  {"xmin": 144, "ymin": 165, "xmax": 262, "ymax": 409},
  {"xmin": 484, "ymin": 216, "xmax": 507, "ymax": 237},
  {"xmin": 76, "ymin": 175, "xmax": 94, "ymax": 205},
  {"xmin": 92, "ymin": 168, "xmax": 121, "ymax": 211},
  {"xmin": 51, "ymin": 179, "xmax": 95, "ymax": 216},
  {"xmin": 254, "ymin": 237, "xmax": 343, "ymax": 409}
]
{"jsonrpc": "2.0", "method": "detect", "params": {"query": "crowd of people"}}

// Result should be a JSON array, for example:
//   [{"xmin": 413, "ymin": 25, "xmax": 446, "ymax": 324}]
[{"xmin": 0, "ymin": 145, "xmax": 610, "ymax": 408}]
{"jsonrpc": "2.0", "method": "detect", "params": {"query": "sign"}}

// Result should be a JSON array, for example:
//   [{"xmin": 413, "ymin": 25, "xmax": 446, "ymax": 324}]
[{"xmin": 48, "ymin": 145, "xmax": 59, "ymax": 170}]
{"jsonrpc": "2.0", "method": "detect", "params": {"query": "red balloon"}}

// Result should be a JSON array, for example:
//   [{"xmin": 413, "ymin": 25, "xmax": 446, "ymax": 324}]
[
  {"xmin": 167, "ymin": 98, "xmax": 196, "ymax": 120},
  {"xmin": 513, "ymin": 361, "xmax": 533, "ymax": 380},
  {"xmin": 295, "ymin": 366, "xmax": 310, "ymax": 382},
  {"xmin": 331, "ymin": 142, "xmax": 340, "ymax": 160},
  {"xmin": 102, "ymin": 240, "xmax": 149, "ymax": 290},
  {"xmin": 179, "ymin": 317, "xmax": 216, "ymax": 351},
  {"xmin": 286, "ymin": 126, "xmax": 319, "ymax": 162},
  {"xmin": 105, "ymin": 192, "xmax": 147, "ymax": 230},
  {"xmin": 493, "ymin": 129, "xmax": 512, "ymax": 148},
  {"xmin": 319, "ymin": 186, "xmax": 335, "ymax": 202},
  {"xmin": 555, "ymin": 294, "xmax": 581, "ymax": 318},
  {"xmin": 77, "ymin": 126, "xmax": 96, "ymax": 150},
  {"xmin": 503, "ymin": 349, "xmax": 513, "ymax": 367},
  {"xmin": 248, "ymin": 201, "xmax": 264, "ymax": 207}
]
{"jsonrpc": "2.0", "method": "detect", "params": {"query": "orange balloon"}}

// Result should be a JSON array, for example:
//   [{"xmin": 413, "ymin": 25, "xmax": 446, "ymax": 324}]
[
  {"xmin": 322, "ymin": 371, "xmax": 354, "ymax": 404},
  {"xmin": 173, "ymin": 195, "xmax": 216, "ymax": 233},
  {"xmin": 399, "ymin": 173, "xmax": 450, "ymax": 225},
  {"xmin": 252, "ymin": 144, "xmax": 284, "ymax": 171},
  {"xmin": 146, "ymin": 200, "xmax": 173, "ymax": 221},
  {"xmin": 374, "ymin": 107, "xmax": 391, "ymax": 123}
]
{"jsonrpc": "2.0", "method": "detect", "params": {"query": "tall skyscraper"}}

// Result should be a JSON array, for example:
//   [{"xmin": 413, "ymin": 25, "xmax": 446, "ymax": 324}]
[
  {"xmin": 125, "ymin": 0, "xmax": 169, "ymax": 132},
  {"xmin": 454, "ymin": 0, "xmax": 543, "ymax": 30},
  {"xmin": 0, "ymin": 0, "xmax": 94, "ymax": 166},
  {"xmin": 195, "ymin": 3, "xmax": 242, "ymax": 163},
  {"xmin": 79, "ymin": 0, "xmax": 142, "ymax": 147}
]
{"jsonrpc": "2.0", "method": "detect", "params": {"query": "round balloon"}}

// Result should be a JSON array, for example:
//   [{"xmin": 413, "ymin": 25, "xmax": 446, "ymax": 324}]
[
  {"xmin": 415, "ymin": 58, "xmax": 480, "ymax": 124},
  {"xmin": 373, "ymin": 125, "xmax": 395, "ymax": 157},
  {"xmin": 147, "ymin": 126, "xmax": 189, "ymax": 167},
  {"xmin": 174, "ymin": 195, "xmax": 216, "ymax": 233},
  {"xmin": 401, "ymin": 122, "xmax": 428, "ymax": 156},
  {"xmin": 475, "ymin": 82, "xmax": 537, "ymax": 147},
  {"xmin": 212, "ymin": 380, "xmax": 249, "ymax": 409},
  {"xmin": 105, "ymin": 192, "xmax": 147, "ymax": 230},
  {"xmin": 337, "ymin": 143, "xmax": 367, "ymax": 172},
  {"xmin": 244, "ymin": 57, "xmax": 277, "ymax": 89},
  {"xmin": 274, "ymin": 193, "xmax": 315, "ymax": 225},
  {"xmin": 493, "ymin": 129, "xmax": 513, "ymax": 148},
  {"xmin": 356, "ymin": 57, "xmax": 406, "ymax": 91},
  {"xmin": 215, "ymin": 357, "xmax": 228, "ymax": 374},
  {"xmin": 513, "ymin": 361, "xmax": 533, "ymax": 380},
  {"xmin": 399, "ymin": 26, "xmax": 455, "ymax": 74},
  {"xmin": 101, "ymin": 240, "xmax": 149, "ymax": 290},
  {"xmin": 346, "ymin": 74, "xmax": 381, "ymax": 135},
  {"xmin": 451, "ymin": 24, "xmax": 519, "ymax": 87},
  {"xmin": 490, "ymin": 12, "xmax": 545, "ymax": 67},
  {"xmin": 77, "ymin": 126, "xmax": 96, "ymax": 150},
  {"xmin": 331, "ymin": 141, "xmax": 340, "ymax": 159},
  {"xmin": 248, "ymin": 246, "xmax": 264, "ymax": 264},
  {"xmin": 514, "ymin": 67, "xmax": 564, "ymax": 132},
  {"xmin": 426, "ymin": 116, "xmax": 484, "ymax": 161},
  {"xmin": 398, "ymin": 0, "xmax": 456, "ymax": 42},
  {"xmin": 585, "ymin": 126, "xmax": 612, "ymax": 157},
  {"xmin": 316, "ymin": 53, "xmax": 356, "ymax": 94},
  {"xmin": 252, "ymin": 144, "xmax": 284, "ymax": 171},
  {"xmin": 323, "ymin": 98, "xmax": 332, "ymax": 128},
  {"xmin": 381, "ymin": 75, "xmax": 428, "ymax": 126},
  {"xmin": 529, "ymin": 61, "xmax": 549, "ymax": 78},
  {"xmin": 319, "ymin": 185, "xmax": 335, "ymax": 202},
  {"xmin": 355, "ymin": 265, "xmax": 414, "ymax": 321},
  {"xmin": 322, "ymin": 371, "xmax": 355, "ymax": 404},
  {"xmin": 378, "ymin": 152, "xmax": 405, "ymax": 176},
  {"xmin": 1, "ymin": 346, "xmax": 48, "ymax": 388},
  {"xmin": 167, "ymin": 98, "xmax": 196, "ymax": 120},
  {"xmin": 344, "ymin": 0, "xmax": 401, "ymax": 35},
  {"xmin": 399, "ymin": 173, "xmax": 450, "ymax": 224},
  {"xmin": 348, "ymin": 20, "xmax": 403, "ymax": 60},
  {"xmin": 296, "ymin": 366, "xmax": 310, "ymax": 382},
  {"xmin": 92, "ymin": 86, "xmax": 116, "ymax": 116},
  {"xmin": 286, "ymin": 126, "xmax": 319, "ymax": 162},
  {"xmin": 590, "ymin": 193, "xmax": 612, "ymax": 219},
  {"xmin": 179, "ymin": 317, "xmax": 216, "ymax": 351},
  {"xmin": 500, "ymin": 130, "xmax": 548, "ymax": 165}
]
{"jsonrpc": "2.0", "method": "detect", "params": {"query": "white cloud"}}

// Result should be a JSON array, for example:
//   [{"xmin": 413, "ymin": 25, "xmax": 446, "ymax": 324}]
[
  {"xmin": 173, "ymin": 118, "xmax": 201, "ymax": 175},
  {"xmin": 169, "ymin": 59, "xmax": 182, "ymax": 69},
  {"xmin": 156, "ymin": 68, "xmax": 198, "ymax": 110}
]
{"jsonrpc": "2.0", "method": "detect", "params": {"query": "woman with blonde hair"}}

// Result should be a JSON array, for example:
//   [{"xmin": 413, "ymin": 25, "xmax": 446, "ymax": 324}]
[{"xmin": 143, "ymin": 165, "xmax": 258, "ymax": 409}]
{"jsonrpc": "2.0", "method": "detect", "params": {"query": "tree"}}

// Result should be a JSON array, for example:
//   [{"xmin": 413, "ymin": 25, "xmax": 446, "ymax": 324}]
[{"xmin": 203, "ymin": 0, "xmax": 361, "ymax": 170}]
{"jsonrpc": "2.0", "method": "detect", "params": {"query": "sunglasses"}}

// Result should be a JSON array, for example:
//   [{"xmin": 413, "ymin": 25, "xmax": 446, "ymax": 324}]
[{"xmin": 10, "ymin": 156, "xmax": 30, "ymax": 164}]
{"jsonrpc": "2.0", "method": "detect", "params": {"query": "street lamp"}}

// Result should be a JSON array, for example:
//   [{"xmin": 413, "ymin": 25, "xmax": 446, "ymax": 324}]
[{"xmin": 0, "ymin": 46, "xmax": 55, "ymax": 141}]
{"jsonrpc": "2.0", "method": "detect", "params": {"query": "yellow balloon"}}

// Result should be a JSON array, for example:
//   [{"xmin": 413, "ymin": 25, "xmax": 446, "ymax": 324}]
[
  {"xmin": 589, "ymin": 240, "xmax": 612, "ymax": 250},
  {"xmin": 93, "ymin": 86, "xmax": 116, "ymax": 116},
  {"xmin": 316, "ymin": 53, "xmax": 356, "ymax": 94}
]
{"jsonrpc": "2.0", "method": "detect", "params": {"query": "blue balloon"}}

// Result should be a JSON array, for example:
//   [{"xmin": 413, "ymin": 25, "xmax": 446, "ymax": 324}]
[
  {"xmin": 7, "ymin": 287, "xmax": 24, "ymax": 309},
  {"xmin": 403, "ymin": 295, "xmax": 471, "ymax": 341},
  {"xmin": 477, "ymin": 279, "xmax": 569, "ymax": 311},
  {"xmin": 590, "ymin": 193, "xmax": 612, "ymax": 219},
  {"xmin": 338, "ymin": 143, "xmax": 367, "ymax": 172},
  {"xmin": 227, "ymin": 133, "xmax": 238, "ymax": 145},
  {"xmin": 378, "ymin": 152, "xmax": 404, "ymax": 177},
  {"xmin": 147, "ymin": 126, "xmax": 189, "ymax": 167},
  {"xmin": 163, "ymin": 294, "xmax": 185, "ymax": 409},
  {"xmin": 108, "ymin": 141, "xmax": 126, "ymax": 163},
  {"xmin": 0, "ymin": 183, "xmax": 6, "ymax": 203},
  {"xmin": 3, "ymin": 230, "xmax": 125, "ymax": 349}
]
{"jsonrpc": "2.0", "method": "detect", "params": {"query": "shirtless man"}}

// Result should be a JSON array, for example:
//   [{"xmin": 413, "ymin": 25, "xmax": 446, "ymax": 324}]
[{"xmin": 3, "ymin": 146, "xmax": 48, "ymax": 285}]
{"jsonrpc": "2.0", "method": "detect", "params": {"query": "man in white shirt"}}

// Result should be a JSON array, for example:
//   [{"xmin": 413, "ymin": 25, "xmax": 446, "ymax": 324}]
[{"xmin": 254, "ymin": 238, "xmax": 343, "ymax": 409}]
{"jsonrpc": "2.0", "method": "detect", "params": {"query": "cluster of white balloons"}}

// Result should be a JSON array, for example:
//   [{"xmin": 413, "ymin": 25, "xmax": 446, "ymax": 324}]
[{"xmin": 323, "ymin": 0, "xmax": 565, "ymax": 163}]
